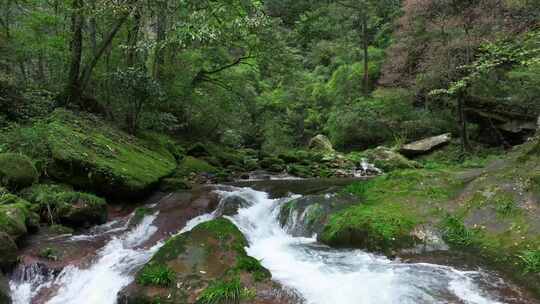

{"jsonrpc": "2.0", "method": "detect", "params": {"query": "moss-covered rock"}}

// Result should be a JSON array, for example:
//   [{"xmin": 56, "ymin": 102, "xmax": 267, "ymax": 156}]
[
  {"xmin": 172, "ymin": 156, "xmax": 222, "ymax": 184},
  {"xmin": 118, "ymin": 218, "xmax": 279, "ymax": 304},
  {"xmin": 159, "ymin": 178, "xmax": 191, "ymax": 192},
  {"xmin": 0, "ymin": 153, "xmax": 38, "ymax": 190},
  {"xmin": 44, "ymin": 109, "xmax": 176, "ymax": 198},
  {"xmin": 363, "ymin": 146, "xmax": 421, "ymax": 172},
  {"xmin": 21, "ymin": 184, "xmax": 107, "ymax": 228}
]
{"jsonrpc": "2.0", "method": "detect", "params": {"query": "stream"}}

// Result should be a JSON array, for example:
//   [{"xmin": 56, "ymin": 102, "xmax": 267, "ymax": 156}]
[{"xmin": 8, "ymin": 181, "xmax": 535, "ymax": 304}]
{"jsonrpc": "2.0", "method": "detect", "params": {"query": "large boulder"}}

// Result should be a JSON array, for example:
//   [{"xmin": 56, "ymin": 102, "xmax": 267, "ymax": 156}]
[
  {"xmin": 44, "ymin": 110, "xmax": 176, "ymax": 198},
  {"xmin": 21, "ymin": 184, "xmax": 107, "ymax": 228},
  {"xmin": 0, "ymin": 153, "xmax": 38, "ymax": 190},
  {"xmin": 399, "ymin": 133, "xmax": 452, "ymax": 157},
  {"xmin": 118, "ymin": 218, "xmax": 294, "ymax": 304},
  {"xmin": 308, "ymin": 134, "xmax": 334, "ymax": 153},
  {"xmin": 363, "ymin": 147, "xmax": 420, "ymax": 172}
]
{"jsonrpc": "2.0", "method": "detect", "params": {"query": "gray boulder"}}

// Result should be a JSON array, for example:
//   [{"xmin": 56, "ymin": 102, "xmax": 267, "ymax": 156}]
[{"xmin": 400, "ymin": 133, "xmax": 451, "ymax": 157}]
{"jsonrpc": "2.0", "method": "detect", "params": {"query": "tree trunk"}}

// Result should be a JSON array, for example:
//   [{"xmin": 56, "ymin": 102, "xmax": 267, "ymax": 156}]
[
  {"xmin": 126, "ymin": 9, "xmax": 142, "ymax": 67},
  {"xmin": 153, "ymin": 0, "xmax": 167, "ymax": 80},
  {"xmin": 457, "ymin": 95, "xmax": 470, "ymax": 153},
  {"xmin": 362, "ymin": 16, "xmax": 369, "ymax": 95},
  {"xmin": 89, "ymin": 0, "xmax": 98, "ymax": 56},
  {"xmin": 64, "ymin": 0, "xmax": 84, "ymax": 105}
]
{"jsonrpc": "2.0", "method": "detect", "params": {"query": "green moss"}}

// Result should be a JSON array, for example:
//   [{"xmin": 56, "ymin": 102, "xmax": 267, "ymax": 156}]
[
  {"xmin": 45, "ymin": 109, "xmax": 176, "ymax": 198},
  {"xmin": 137, "ymin": 263, "xmax": 176, "ymax": 287},
  {"xmin": 321, "ymin": 202, "xmax": 419, "ymax": 251},
  {"xmin": 174, "ymin": 156, "xmax": 218, "ymax": 178},
  {"xmin": 39, "ymin": 247, "xmax": 60, "ymax": 261},
  {"xmin": 159, "ymin": 178, "xmax": 191, "ymax": 192},
  {"xmin": 0, "ymin": 153, "xmax": 38, "ymax": 190},
  {"xmin": 0, "ymin": 202, "xmax": 31, "ymax": 238},
  {"xmin": 234, "ymin": 255, "xmax": 270, "ymax": 282},
  {"xmin": 440, "ymin": 216, "xmax": 478, "ymax": 247},
  {"xmin": 196, "ymin": 277, "xmax": 253, "ymax": 304},
  {"xmin": 518, "ymin": 250, "xmax": 540, "ymax": 274}
]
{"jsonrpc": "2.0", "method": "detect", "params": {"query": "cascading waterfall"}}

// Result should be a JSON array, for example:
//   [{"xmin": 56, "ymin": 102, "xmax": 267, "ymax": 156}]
[{"xmin": 224, "ymin": 187, "xmax": 508, "ymax": 304}]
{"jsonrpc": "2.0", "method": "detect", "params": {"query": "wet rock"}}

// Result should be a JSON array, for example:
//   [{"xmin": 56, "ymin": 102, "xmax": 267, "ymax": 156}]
[
  {"xmin": 0, "ymin": 273, "xmax": 11, "ymax": 304},
  {"xmin": 363, "ymin": 146, "xmax": 421, "ymax": 172},
  {"xmin": 219, "ymin": 195, "xmax": 251, "ymax": 216},
  {"xmin": 0, "ymin": 232, "xmax": 17, "ymax": 269},
  {"xmin": 0, "ymin": 153, "xmax": 38, "ymax": 190},
  {"xmin": 399, "ymin": 133, "xmax": 452, "ymax": 157},
  {"xmin": 118, "ymin": 218, "xmax": 296, "ymax": 304},
  {"xmin": 279, "ymin": 194, "xmax": 358, "ymax": 238},
  {"xmin": 308, "ymin": 134, "xmax": 334, "ymax": 153}
]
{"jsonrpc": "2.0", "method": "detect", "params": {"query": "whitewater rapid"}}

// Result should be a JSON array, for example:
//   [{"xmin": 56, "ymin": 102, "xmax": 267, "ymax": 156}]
[
  {"xmin": 223, "ymin": 187, "xmax": 507, "ymax": 304},
  {"xmin": 9, "ymin": 186, "xmax": 519, "ymax": 304}
]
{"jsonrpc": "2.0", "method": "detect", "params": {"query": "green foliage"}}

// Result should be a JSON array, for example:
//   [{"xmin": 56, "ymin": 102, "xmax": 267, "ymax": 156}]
[
  {"xmin": 234, "ymin": 256, "xmax": 271, "ymax": 282},
  {"xmin": 441, "ymin": 216, "xmax": 476, "ymax": 248},
  {"xmin": 518, "ymin": 250, "xmax": 540, "ymax": 274},
  {"xmin": 0, "ymin": 153, "xmax": 39, "ymax": 190},
  {"xmin": 39, "ymin": 247, "xmax": 60, "ymax": 261},
  {"xmin": 21, "ymin": 183, "xmax": 107, "ymax": 226},
  {"xmin": 174, "ymin": 156, "xmax": 218, "ymax": 178},
  {"xmin": 196, "ymin": 277, "xmax": 254, "ymax": 304},
  {"xmin": 137, "ymin": 263, "xmax": 176, "ymax": 287}
]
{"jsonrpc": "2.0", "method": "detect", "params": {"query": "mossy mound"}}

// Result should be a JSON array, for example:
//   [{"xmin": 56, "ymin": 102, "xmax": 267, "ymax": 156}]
[
  {"xmin": 21, "ymin": 184, "xmax": 107, "ymax": 227},
  {"xmin": 0, "ymin": 109, "xmax": 177, "ymax": 198},
  {"xmin": 0, "ymin": 153, "xmax": 38, "ymax": 190},
  {"xmin": 119, "ymin": 218, "xmax": 275, "ymax": 304},
  {"xmin": 45, "ymin": 110, "xmax": 177, "ymax": 198}
]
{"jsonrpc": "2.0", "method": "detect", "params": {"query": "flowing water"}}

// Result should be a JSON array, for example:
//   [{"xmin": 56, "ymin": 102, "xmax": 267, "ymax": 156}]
[{"xmin": 8, "ymin": 185, "xmax": 532, "ymax": 304}]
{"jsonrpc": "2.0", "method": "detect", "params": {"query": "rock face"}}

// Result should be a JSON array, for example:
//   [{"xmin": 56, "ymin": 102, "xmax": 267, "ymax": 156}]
[
  {"xmin": 45, "ymin": 109, "xmax": 177, "ymax": 199},
  {"xmin": 399, "ymin": 133, "xmax": 451, "ymax": 157},
  {"xmin": 308, "ymin": 134, "xmax": 334, "ymax": 152},
  {"xmin": 0, "ymin": 273, "xmax": 11, "ymax": 304},
  {"xmin": 0, "ymin": 153, "xmax": 38, "ymax": 190},
  {"xmin": 118, "ymin": 218, "xmax": 296, "ymax": 304},
  {"xmin": 363, "ymin": 146, "xmax": 420, "ymax": 172}
]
